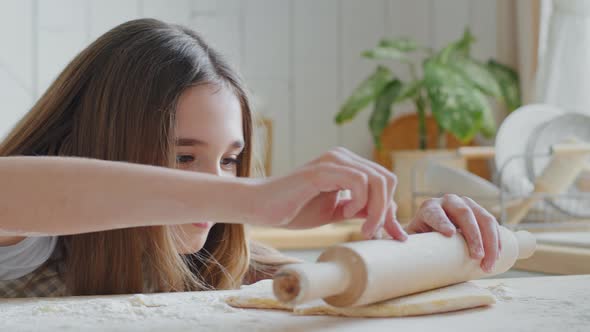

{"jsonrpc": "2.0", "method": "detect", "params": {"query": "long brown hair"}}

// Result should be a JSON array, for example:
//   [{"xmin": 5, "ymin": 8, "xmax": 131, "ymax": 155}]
[{"xmin": 0, "ymin": 18, "xmax": 295, "ymax": 295}]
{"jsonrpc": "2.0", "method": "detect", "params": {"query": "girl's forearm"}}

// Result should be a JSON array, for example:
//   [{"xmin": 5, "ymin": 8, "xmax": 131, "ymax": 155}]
[{"xmin": 0, "ymin": 156, "xmax": 261, "ymax": 236}]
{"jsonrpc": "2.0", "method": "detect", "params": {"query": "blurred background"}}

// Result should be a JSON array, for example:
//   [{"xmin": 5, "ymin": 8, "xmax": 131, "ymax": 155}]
[
  {"xmin": 0, "ymin": 0, "xmax": 548, "ymax": 176},
  {"xmin": 3, "ymin": 0, "xmax": 590, "ymax": 274}
]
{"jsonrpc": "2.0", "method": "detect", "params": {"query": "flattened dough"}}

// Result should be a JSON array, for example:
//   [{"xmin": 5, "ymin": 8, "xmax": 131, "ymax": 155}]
[{"xmin": 225, "ymin": 280, "xmax": 495, "ymax": 318}]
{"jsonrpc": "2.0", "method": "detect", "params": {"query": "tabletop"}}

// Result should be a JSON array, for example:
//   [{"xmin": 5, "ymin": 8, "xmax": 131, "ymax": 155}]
[{"xmin": 1, "ymin": 275, "xmax": 589, "ymax": 331}]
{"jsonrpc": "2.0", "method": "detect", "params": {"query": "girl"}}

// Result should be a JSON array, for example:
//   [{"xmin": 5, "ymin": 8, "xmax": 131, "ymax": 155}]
[{"xmin": 0, "ymin": 19, "xmax": 499, "ymax": 298}]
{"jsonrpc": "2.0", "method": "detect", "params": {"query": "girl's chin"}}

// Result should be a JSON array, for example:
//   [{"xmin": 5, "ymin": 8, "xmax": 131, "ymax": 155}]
[
  {"xmin": 177, "ymin": 241, "xmax": 206, "ymax": 255},
  {"xmin": 174, "ymin": 228, "xmax": 210, "ymax": 254}
]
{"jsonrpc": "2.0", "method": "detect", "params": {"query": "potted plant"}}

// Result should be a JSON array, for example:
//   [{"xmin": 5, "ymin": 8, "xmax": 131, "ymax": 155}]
[{"xmin": 335, "ymin": 28, "xmax": 521, "ymax": 218}]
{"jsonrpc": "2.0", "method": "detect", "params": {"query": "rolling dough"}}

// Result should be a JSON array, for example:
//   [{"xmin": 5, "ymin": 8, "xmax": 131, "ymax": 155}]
[{"xmin": 225, "ymin": 280, "xmax": 496, "ymax": 318}]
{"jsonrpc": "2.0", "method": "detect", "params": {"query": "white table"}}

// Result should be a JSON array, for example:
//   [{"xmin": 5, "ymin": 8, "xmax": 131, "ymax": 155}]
[{"xmin": 1, "ymin": 275, "xmax": 589, "ymax": 331}]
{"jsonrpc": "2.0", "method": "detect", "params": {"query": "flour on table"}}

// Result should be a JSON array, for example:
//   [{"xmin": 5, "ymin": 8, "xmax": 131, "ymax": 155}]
[
  {"xmin": 33, "ymin": 303, "xmax": 68, "ymax": 314},
  {"xmin": 3, "ymin": 276, "xmax": 590, "ymax": 331},
  {"xmin": 128, "ymin": 294, "xmax": 167, "ymax": 307},
  {"xmin": 486, "ymin": 283, "xmax": 518, "ymax": 301},
  {"xmin": 1, "ymin": 288, "xmax": 249, "ymax": 332}
]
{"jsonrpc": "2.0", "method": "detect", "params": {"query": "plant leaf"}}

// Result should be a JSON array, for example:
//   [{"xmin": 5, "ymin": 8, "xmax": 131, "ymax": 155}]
[
  {"xmin": 423, "ymin": 60, "xmax": 489, "ymax": 142},
  {"xmin": 487, "ymin": 59, "xmax": 522, "ymax": 112},
  {"xmin": 394, "ymin": 79, "xmax": 423, "ymax": 104},
  {"xmin": 480, "ymin": 98, "xmax": 497, "ymax": 138},
  {"xmin": 455, "ymin": 28, "xmax": 476, "ymax": 56},
  {"xmin": 378, "ymin": 37, "xmax": 418, "ymax": 52},
  {"xmin": 438, "ymin": 27, "xmax": 476, "ymax": 63},
  {"xmin": 449, "ymin": 57, "xmax": 502, "ymax": 97},
  {"xmin": 335, "ymin": 66, "xmax": 394, "ymax": 124},
  {"xmin": 362, "ymin": 46, "xmax": 411, "ymax": 62},
  {"xmin": 370, "ymin": 80, "xmax": 403, "ymax": 148}
]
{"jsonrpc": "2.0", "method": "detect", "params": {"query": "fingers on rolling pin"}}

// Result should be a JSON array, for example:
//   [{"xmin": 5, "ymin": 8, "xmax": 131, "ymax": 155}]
[
  {"xmin": 441, "ymin": 195, "xmax": 484, "ymax": 259},
  {"xmin": 382, "ymin": 205, "xmax": 408, "ymax": 241},
  {"xmin": 415, "ymin": 199, "xmax": 456, "ymax": 236},
  {"xmin": 463, "ymin": 197, "xmax": 500, "ymax": 273}
]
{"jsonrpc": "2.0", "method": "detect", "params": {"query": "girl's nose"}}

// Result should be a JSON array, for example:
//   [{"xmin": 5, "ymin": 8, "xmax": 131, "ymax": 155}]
[{"xmin": 199, "ymin": 162, "xmax": 222, "ymax": 176}]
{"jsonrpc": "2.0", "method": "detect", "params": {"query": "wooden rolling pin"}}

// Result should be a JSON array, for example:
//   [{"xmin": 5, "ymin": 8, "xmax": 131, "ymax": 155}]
[
  {"xmin": 506, "ymin": 142, "xmax": 590, "ymax": 225},
  {"xmin": 457, "ymin": 143, "xmax": 590, "ymax": 224},
  {"xmin": 273, "ymin": 226, "xmax": 535, "ymax": 307}
]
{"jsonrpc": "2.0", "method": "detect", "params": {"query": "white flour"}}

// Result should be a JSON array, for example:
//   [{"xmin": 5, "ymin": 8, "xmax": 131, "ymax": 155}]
[
  {"xmin": 485, "ymin": 283, "xmax": 517, "ymax": 301},
  {"xmin": 1, "ymin": 277, "xmax": 590, "ymax": 332},
  {"xmin": 0, "ymin": 289, "xmax": 267, "ymax": 332}
]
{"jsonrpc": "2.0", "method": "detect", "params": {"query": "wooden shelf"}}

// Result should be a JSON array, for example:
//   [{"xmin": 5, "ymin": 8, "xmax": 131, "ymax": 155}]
[{"xmin": 248, "ymin": 224, "xmax": 361, "ymax": 250}]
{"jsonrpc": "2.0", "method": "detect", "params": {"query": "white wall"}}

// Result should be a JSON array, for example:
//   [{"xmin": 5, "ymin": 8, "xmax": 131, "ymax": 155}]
[{"xmin": 0, "ymin": 0, "xmax": 497, "ymax": 175}]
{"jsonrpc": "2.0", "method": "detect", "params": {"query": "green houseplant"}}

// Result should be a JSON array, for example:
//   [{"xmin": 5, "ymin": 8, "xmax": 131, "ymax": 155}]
[{"xmin": 334, "ymin": 28, "xmax": 522, "ymax": 151}]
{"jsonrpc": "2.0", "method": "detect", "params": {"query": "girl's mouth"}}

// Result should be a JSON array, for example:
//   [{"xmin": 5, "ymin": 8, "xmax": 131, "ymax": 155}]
[{"xmin": 192, "ymin": 222, "xmax": 212, "ymax": 229}]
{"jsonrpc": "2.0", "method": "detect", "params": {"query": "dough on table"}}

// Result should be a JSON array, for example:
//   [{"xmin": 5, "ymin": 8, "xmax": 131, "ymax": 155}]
[{"xmin": 225, "ymin": 280, "xmax": 495, "ymax": 318}]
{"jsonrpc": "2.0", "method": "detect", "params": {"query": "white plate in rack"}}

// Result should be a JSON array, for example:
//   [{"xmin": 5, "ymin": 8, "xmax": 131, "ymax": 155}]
[
  {"xmin": 525, "ymin": 113, "xmax": 590, "ymax": 217},
  {"xmin": 494, "ymin": 104, "xmax": 564, "ymax": 196}
]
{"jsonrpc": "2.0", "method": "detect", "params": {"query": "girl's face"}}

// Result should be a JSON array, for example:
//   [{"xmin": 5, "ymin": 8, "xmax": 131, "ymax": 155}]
[{"xmin": 172, "ymin": 84, "xmax": 244, "ymax": 254}]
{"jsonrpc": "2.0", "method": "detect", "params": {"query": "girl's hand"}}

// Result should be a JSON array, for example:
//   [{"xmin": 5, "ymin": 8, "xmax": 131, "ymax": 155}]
[
  {"xmin": 254, "ymin": 147, "xmax": 408, "ymax": 241},
  {"xmin": 406, "ymin": 194, "xmax": 500, "ymax": 273}
]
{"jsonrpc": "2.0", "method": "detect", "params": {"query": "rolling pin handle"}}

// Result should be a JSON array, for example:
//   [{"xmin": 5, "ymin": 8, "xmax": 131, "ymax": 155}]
[
  {"xmin": 515, "ymin": 230, "xmax": 536, "ymax": 259},
  {"xmin": 551, "ymin": 143, "xmax": 590, "ymax": 156},
  {"xmin": 273, "ymin": 262, "xmax": 350, "ymax": 305}
]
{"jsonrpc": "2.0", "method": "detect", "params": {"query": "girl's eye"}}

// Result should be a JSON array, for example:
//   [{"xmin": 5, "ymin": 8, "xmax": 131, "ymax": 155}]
[
  {"xmin": 176, "ymin": 155, "xmax": 195, "ymax": 164},
  {"xmin": 221, "ymin": 157, "xmax": 240, "ymax": 168}
]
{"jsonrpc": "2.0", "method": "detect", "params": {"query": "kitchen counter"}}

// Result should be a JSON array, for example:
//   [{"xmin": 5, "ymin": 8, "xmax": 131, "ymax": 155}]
[
  {"xmin": 1, "ymin": 275, "xmax": 589, "ymax": 331},
  {"xmin": 514, "ymin": 231, "xmax": 590, "ymax": 274}
]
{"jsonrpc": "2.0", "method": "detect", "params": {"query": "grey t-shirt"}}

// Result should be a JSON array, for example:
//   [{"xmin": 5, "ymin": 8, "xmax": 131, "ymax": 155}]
[{"xmin": 0, "ymin": 237, "xmax": 57, "ymax": 280}]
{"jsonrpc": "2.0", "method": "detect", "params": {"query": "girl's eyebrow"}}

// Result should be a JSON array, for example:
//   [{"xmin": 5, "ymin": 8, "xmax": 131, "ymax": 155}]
[
  {"xmin": 176, "ymin": 137, "xmax": 245, "ymax": 149},
  {"xmin": 176, "ymin": 138, "xmax": 203, "ymax": 146}
]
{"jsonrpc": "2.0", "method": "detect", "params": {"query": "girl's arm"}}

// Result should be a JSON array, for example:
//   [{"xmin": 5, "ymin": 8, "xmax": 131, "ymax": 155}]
[
  {"xmin": 0, "ymin": 149, "xmax": 499, "ymax": 273},
  {"xmin": 0, "ymin": 148, "xmax": 399, "ymax": 245},
  {"xmin": 0, "ymin": 156, "xmax": 258, "ymax": 244}
]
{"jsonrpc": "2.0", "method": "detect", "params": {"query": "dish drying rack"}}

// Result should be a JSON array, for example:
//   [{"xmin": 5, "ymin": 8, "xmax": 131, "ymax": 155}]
[{"xmin": 410, "ymin": 145, "xmax": 590, "ymax": 230}]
